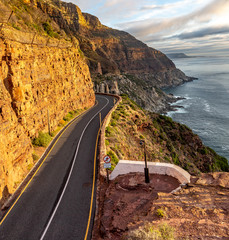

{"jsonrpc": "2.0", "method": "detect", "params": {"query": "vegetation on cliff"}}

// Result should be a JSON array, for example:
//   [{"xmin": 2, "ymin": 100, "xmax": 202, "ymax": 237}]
[{"xmin": 105, "ymin": 95, "xmax": 229, "ymax": 175}]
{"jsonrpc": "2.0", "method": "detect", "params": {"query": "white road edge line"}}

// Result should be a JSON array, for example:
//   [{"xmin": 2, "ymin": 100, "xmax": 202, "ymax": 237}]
[{"xmin": 40, "ymin": 96, "xmax": 109, "ymax": 240}]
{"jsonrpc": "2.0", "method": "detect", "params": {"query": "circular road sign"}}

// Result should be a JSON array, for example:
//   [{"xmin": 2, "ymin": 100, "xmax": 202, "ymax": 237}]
[{"xmin": 104, "ymin": 155, "xmax": 111, "ymax": 163}]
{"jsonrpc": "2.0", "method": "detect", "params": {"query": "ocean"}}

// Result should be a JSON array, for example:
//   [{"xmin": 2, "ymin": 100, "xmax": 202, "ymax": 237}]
[{"xmin": 164, "ymin": 56, "xmax": 229, "ymax": 161}]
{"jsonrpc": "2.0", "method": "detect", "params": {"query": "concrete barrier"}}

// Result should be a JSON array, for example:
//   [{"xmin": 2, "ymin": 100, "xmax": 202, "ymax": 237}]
[{"xmin": 109, "ymin": 160, "xmax": 191, "ymax": 184}]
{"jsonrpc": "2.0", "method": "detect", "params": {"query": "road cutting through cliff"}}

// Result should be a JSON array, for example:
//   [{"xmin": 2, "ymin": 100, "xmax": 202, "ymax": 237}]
[{"xmin": 0, "ymin": 94, "xmax": 115, "ymax": 240}]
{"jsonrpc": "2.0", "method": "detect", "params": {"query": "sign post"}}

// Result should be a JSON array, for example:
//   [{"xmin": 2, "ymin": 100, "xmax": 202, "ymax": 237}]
[
  {"xmin": 140, "ymin": 140, "xmax": 150, "ymax": 183},
  {"xmin": 104, "ymin": 155, "xmax": 111, "ymax": 183}
]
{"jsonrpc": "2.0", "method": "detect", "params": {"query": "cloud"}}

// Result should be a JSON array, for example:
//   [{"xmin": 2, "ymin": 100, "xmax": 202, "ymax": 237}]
[
  {"xmin": 62, "ymin": 0, "xmax": 229, "ymax": 55},
  {"xmin": 140, "ymin": 0, "xmax": 197, "ymax": 11},
  {"xmin": 122, "ymin": 0, "xmax": 229, "ymax": 40},
  {"xmin": 175, "ymin": 26, "xmax": 229, "ymax": 39}
]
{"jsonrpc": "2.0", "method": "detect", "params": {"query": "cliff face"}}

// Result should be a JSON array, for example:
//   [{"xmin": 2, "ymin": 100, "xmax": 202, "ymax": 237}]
[
  {"xmin": 25, "ymin": 0, "xmax": 192, "ymax": 85},
  {"xmin": 0, "ymin": 36, "xmax": 95, "ymax": 200},
  {"xmin": 2, "ymin": 0, "xmax": 193, "ymax": 114}
]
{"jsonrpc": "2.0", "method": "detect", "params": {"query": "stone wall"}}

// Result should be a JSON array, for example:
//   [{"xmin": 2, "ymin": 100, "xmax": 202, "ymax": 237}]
[{"xmin": 0, "ymin": 37, "xmax": 95, "ymax": 200}]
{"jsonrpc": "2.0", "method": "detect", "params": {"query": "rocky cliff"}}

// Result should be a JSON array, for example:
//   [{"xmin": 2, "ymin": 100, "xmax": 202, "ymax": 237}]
[
  {"xmin": 32, "ymin": 0, "xmax": 192, "ymax": 81},
  {"xmin": 2, "ymin": 0, "xmax": 194, "ymax": 112},
  {"xmin": 0, "ymin": 34, "xmax": 95, "ymax": 200}
]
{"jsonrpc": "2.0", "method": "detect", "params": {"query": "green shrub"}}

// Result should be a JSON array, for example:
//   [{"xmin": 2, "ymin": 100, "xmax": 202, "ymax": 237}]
[
  {"xmin": 107, "ymin": 150, "xmax": 119, "ymax": 170},
  {"xmin": 214, "ymin": 156, "xmax": 229, "ymax": 172},
  {"xmin": 105, "ymin": 126, "xmax": 113, "ymax": 137},
  {"xmin": 32, "ymin": 132, "xmax": 52, "ymax": 147},
  {"xmin": 112, "ymin": 111, "xmax": 120, "ymax": 121},
  {"xmin": 156, "ymin": 208, "xmax": 166, "ymax": 218},
  {"xmin": 105, "ymin": 139, "xmax": 109, "ymax": 146},
  {"xmin": 140, "ymin": 135, "xmax": 145, "ymax": 139},
  {"xmin": 42, "ymin": 22, "xmax": 59, "ymax": 38},
  {"xmin": 63, "ymin": 112, "xmax": 74, "ymax": 122},
  {"xmin": 199, "ymin": 147, "xmax": 208, "ymax": 155},
  {"xmin": 171, "ymin": 152, "xmax": 180, "ymax": 165},
  {"xmin": 110, "ymin": 120, "xmax": 117, "ymax": 127},
  {"xmin": 166, "ymin": 141, "xmax": 175, "ymax": 152}
]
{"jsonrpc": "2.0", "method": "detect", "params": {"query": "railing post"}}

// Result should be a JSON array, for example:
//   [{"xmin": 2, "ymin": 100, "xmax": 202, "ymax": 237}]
[
  {"xmin": 31, "ymin": 33, "xmax": 36, "ymax": 45},
  {"xmin": 7, "ymin": 11, "xmax": 14, "ymax": 23}
]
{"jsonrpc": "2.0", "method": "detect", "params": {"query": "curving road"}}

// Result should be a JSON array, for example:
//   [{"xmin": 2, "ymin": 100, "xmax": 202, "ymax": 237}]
[{"xmin": 0, "ymin": 94, "xmax": 115, "ymax": 240}]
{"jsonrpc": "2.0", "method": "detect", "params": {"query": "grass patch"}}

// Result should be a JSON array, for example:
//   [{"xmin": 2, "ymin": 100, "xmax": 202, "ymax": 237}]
[{"xmin": 127, "ymin": 222, "xmax": 175, "ymax": 240}]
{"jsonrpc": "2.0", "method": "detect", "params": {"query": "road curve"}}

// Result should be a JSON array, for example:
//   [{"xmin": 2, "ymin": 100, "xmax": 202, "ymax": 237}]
[{"xmin": 0, "ymin": 94, "xmax": 115, "ymax": 240}]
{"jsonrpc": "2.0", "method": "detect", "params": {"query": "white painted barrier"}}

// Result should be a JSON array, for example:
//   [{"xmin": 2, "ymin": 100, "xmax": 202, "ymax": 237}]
[{"xmin": 109, "ymin": 160, "xmax": 191, "ymax": 184}]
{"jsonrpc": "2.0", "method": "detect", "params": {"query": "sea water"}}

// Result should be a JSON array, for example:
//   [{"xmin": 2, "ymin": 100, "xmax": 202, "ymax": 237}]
[{"xmin": 164, "ymin": 56, "xmax": 229, "ymax": 161}]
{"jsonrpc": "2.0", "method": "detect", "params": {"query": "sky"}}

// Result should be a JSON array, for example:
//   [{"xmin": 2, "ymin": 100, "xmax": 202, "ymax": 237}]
[{"xmin": 63, "ymin": 0, "xmax": 229, "ymax": 56}]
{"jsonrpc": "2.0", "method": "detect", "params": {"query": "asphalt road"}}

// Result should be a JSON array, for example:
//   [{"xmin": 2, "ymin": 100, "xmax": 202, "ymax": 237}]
[{"xmin": 0, "ymin": 94, "xmax": 115, "ymax": 240}]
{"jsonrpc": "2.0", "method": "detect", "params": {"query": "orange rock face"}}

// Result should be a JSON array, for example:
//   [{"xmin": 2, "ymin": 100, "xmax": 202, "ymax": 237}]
[{"xmin": 0, "ymin": 38, "xmax": 95, "ymax": 200}]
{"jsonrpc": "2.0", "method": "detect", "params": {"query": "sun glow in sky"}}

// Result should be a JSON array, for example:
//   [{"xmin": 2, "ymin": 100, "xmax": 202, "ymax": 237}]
[{"xmin": 64, "ymin": 0, "xmax": 229, "ymax": 56}]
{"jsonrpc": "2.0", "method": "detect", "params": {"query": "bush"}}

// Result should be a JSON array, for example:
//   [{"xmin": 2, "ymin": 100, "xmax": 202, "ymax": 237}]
[
  {"xmin": 140, "ymin": 135, "xmax": 145, "ymax": 139},
  {"xmin": 171, "ymin": 152, "xmax": 180, "ymax": 165},
  {"xmin": 32, "ymin": 132, "xmax": 52, "ymax": 147},
  {"xmin": 199, "ymin": 147, "xmax": 208, "ymax": 155},
  {"xmin": 215, "ymin": 156, "xmax": 229, "ymax": 172},
  {"xmin": 42, "ymin": 22, "xmax": 59, "ymax": 38},
  {"xmin": 156, "ymin": 208, "xmax": 166, "ymax": 218},
  {"xmin": 110, "ymin": 120, "xmax": 117, "ymax": 127},
  {"xmin": 63, "ymin": 112, "xmax": 74, "ymax": 122},
  {"xmin": 107, "ymin": 150, "xmax": 119, "ymax": 170},
  {"xmin": 105, "ymin": 139, "xmax": 109, "ymax": 146},
  {"xmin": 112, "ymin": 111, "xmax": 120, "ymax": 121},
  {"xmin": 105, "ymin": 126, "xmax": 113, "ymax": 137}
]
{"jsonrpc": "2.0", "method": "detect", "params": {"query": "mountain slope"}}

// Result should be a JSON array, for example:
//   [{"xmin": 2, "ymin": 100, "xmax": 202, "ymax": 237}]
[
  {"xmin": 105, "ymin": 95, "xmax": 229, "ymax": 175},
  {"xmin": 2, "ymin": 0, "xmax": 192, "ymax": 86}
]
